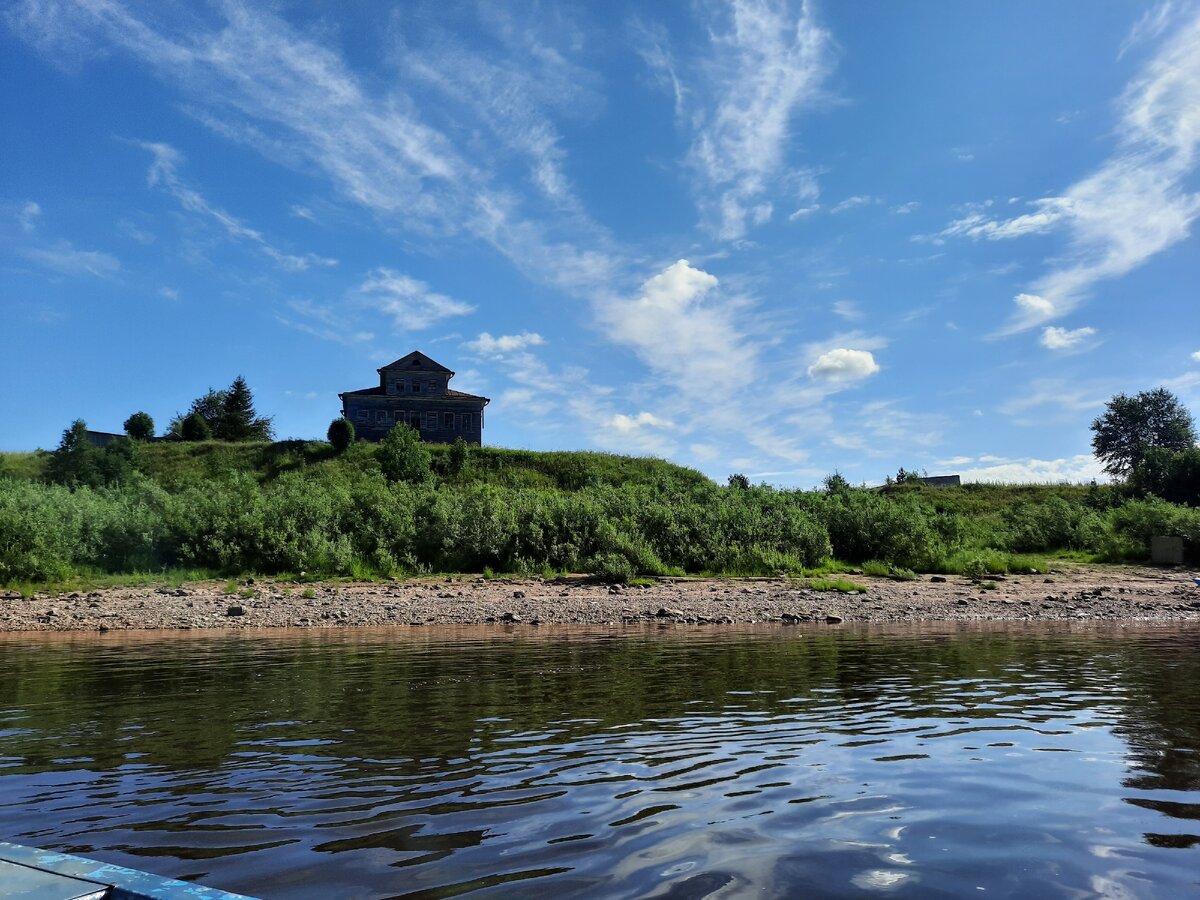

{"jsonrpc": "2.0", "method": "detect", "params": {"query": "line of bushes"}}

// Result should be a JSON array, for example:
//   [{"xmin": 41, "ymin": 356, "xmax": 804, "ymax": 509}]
[{"xmin": 3, "ymin": 462, "xmax": 1197, "ymax": 585}]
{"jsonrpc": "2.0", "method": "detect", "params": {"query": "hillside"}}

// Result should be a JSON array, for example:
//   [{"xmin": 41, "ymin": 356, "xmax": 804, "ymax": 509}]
[{"xmin": 1, "ymin": 439, "xmax": 1197, "ymax": 587}]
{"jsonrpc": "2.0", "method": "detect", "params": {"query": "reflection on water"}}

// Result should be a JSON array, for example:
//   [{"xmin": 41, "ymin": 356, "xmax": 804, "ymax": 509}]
[{"xmin": 0, "ymin": 623, "xmax": 1198, "ymax": 898}]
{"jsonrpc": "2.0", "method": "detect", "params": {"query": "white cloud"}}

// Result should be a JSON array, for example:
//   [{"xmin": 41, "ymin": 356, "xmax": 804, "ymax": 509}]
[
  {"xmin": 159, "ymin": 287, "xmax": 179, "ymax": 301},
  {"xmin": 788, "ymin": 204, "xmax": 820, "ymax": 220},
  {"xmin": 138, "ymin": 141, "xmax": 336, "ymax": 271},
  {"xmin": 289, "ymin": 205, "xmax": 316, "ymax": 221},
  {"xmin": 607, "ymin": 411, "xmax": 674, "ymax": 433},
  {"xmin": 680, "ymin": 0, "xmax": 833, "ymax": 240},
  {"xmin": 807, "ymin": 348, "xmax": 880, "ymax": 382},
  {"xmin": 936, "ymin": 10, "xmax": 1200, "ymax": 333},
  {"xmin": 830, "ymin": 195, "xmax": 878, "ymax": 214},
  {"xmin": 1013, "ymin": 292, "xmax": 1056, "ymax": 322},
  {"xmin": 22, "ymin": 243, "xmax": 119, "ymax": 277},
  {"xmin": 891, "ymin": 201, "xmax": 919, "ymax": 215},
  {"xmin": 1192, "ymin": 350, "xmax": 1200, "ymax": 363},
  {"xmin": 950, "ymin": 454, "xmax": 1107, "ymax": 484},
  {"xmin": 1040, "ymin": 325, "xmax": 1097, "ymax": 350},
  {"xmin": 831, "ymin": 300, "xmax": 861, "ymax": 320},
  {"xmin": 357, "ymin": 269, "xmax": 474, "ymax": 330},
  {"xmin": 465, "ymin": 332, "xmax": 545, "ymax": 357},
  {"xmin": 17, "ymin": 200, "xmax": 41, "ymax": 232},
  {"xmin": 600, "ymin": 259, "xmax": 755, "ymax": 393}
]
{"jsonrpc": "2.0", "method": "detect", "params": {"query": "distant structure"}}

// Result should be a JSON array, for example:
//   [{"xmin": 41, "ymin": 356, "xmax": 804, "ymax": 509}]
[
  {"xmin": 84, "ymin": 430, "xmax": 126, "ymax": 447},
  {"xmin": 338, "ymin": 351, "xmax": 490, "ymax": 444},
  {"xmin": 920, "ymin": 474, "xmax": 961, "ymax": 488}
]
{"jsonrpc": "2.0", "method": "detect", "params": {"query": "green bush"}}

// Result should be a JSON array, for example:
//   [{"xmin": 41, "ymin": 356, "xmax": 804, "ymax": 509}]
[
  {"xmin": 327, "ymin": 417, "xmax": 355, "ymax": 453},
  {"xmin": 378, "ymin": 425, "xmax": 432, "ymax": 484}
]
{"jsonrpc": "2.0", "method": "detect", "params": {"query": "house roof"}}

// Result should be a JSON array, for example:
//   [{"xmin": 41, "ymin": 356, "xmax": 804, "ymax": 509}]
[
  {"xmin": 339, "ymin": 386, "xmax": 490, "ymax": 403},
  {"xmin": 377, "ymin": 351, "xmax": 453, "ymax": 374}
]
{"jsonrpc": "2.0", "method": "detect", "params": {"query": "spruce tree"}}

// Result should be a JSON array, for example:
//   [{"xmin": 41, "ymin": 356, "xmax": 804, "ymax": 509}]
[{"xmin": 216, "ymin": 376, "xmax": 274, "ymax": 442}]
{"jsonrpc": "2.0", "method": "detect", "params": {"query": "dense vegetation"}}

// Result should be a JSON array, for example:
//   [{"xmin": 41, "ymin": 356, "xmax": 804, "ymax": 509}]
[{"xmin": 2, "ymin": 433, "xmax": 1198, "ymax": 587}]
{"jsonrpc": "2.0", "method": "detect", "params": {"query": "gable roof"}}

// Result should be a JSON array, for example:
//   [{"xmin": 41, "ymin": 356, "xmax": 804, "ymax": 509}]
[{"xmin": 378, "ymin": 351, "xmax": 453, "ymax": 375}]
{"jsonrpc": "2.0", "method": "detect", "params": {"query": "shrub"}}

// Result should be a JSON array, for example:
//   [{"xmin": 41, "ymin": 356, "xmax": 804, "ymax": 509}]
[
  {"xmin": 378, "ymin": 425, "xmax": 432, "ymax": 484},
  {"xmin": 587, "ymin": 551, "xmax": 636, "ymax": 583},
  {"xmin": 123, "ymin": 411, "xmax": 155, "ymax": 440},
  {"xmin": 327, "ymin": 417, "xmax": 355, "ymax": 453},
  {"xmin": 180, "ymin": 412, "xmax": 212, "ymax": 441}
]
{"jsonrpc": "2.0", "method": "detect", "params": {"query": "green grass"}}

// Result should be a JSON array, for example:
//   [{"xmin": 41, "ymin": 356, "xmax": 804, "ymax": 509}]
[
  {"xmin": 862, "ymin": 560, "xmax": 918, "ymax": 580},
  {"xmin": 808, "ymin": 578, "xmax": 867, "ymax": 593}
]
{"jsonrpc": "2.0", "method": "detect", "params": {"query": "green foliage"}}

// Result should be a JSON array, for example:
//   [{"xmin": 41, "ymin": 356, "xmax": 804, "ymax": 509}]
[
  {"xmin": 727, "ymin": 473, "xmax": 751, "ymax": 490},
  {"xmin": 1131, "ymin": 447, "xmax": 1200, "ymax": 506},
  {"xmin": 327, "ymin": 417, "xmax": 355, "ymax": 453},
  {"xmin": 45, "ymin": 420, "xmax": 136, "ymax": 488},
  {"xmin": 808, "ymin": 578, "xmax": 865, "ymax": 593},
  {"xmin": 447, "ymin": 437, "xmax": 470, "ymax": 478},
  {"xmin": 123, "ymin": 411, "xmax": 155, "ymax": 440},
  {"xmin": 4, "ymin": 439, "xmax": 1200, "ymax": 586},
  {"xmin": 216, "ymin": 375, "xmax": 273, "ymax": 442},
  {"xmin": 1091, "ymin": 388, "xmax": 1197, "ymax": 479},
  {"xmin": 181, "ymin": 412, "xmax": 212, "ymax": 441},
  {"xmin": 378, "ymin": 424, "xmax": 432, "ymax": 484}
]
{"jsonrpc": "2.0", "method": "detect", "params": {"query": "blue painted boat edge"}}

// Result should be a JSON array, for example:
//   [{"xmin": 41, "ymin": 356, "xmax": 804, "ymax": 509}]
[{"xmin": 0, "ymin": 842, "xmax": 259, "ymax": 900}]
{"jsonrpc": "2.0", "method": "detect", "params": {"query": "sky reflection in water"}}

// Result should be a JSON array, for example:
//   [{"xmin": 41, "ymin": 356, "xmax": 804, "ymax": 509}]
[{"xmin": 0, "ymin": 623, "xmax": 1197, "ymax": 898}]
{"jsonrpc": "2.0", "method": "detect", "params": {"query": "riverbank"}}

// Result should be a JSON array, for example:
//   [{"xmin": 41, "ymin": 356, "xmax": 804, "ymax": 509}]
[{"xmin": 2, "ymin": 565, "xmax": 1198, "ymax": 632}]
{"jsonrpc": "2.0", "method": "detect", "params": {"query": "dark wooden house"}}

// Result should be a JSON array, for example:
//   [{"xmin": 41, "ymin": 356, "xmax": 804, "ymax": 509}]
[{"xmin": 338, "ymin": 351, "xmax": 489, "ymax": 444}]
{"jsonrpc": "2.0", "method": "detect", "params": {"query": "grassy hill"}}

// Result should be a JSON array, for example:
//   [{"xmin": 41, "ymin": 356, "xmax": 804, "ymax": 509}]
[{"xmin": 1, "ymin": 439, "xmax": 1197, "ymax": 588}]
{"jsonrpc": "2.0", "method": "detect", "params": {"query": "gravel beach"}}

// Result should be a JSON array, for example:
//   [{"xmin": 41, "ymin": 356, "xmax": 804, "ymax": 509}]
[{"xmin": 2, "ymin": 565, "xmax": 1199, "ymax": 632}]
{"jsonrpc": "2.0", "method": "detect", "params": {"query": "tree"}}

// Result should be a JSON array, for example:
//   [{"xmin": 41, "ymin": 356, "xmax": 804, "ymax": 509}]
[
  {"xmin": 123, "ymin": 411, "xmax": 155, "ymax": 440},
  {"xmin": 167, "ymin": 378, "xmax": 273, "ymax": 442},
  {"xmin": 327, "ymin": 417, "xmax": 355, "ymax": 453},
  {"xmin": 447, "ymin": 437, "xmax": 470, "ymax": 477},
  {"xmin": 727, "ymin": 473, "xmax": 750, "ymax": 490},
  {"xmin": 378, "ymin": 423, "xmax": 431, "ymax": 483},
  {"xmin": 215, "ymin": 375, "xmax": 273, "ymax": 442},
  {"xmin": 46, "ymin": 419, "xmax": 134, "ymax": 487},
  {"xmin": 1130, "ymin": 446, "xmax": 1200, "ymax": 506},
  {"xmin": 180, "ymin": 411, "xmax": 212, "ymax": 441},
  {"xmin": 1091, "ymin": 388, "xmax": 1197, "ymax": 479}
]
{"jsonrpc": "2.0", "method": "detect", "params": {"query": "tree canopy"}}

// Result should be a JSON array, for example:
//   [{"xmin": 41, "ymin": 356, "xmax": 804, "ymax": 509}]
[
  {"xmin": 169, "ymin": 377, "xmax": 273, "ymax": 442},
  {"xmin": 123, "ymin": 411, "xmax": 155, "ymax": 440},
  {"xmin": 1091, "ymin": 388, "xmax": 1197, "ymax": 479}
]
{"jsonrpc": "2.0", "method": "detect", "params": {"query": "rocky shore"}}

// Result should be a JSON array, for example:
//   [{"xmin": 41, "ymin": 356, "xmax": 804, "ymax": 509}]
[{"xmin": 2, "ymin": 565, "xmax": 1199, "ymax": 632}]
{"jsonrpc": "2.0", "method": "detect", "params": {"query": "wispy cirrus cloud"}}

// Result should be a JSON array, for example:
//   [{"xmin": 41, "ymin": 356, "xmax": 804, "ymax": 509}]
[
  {"xmin": 21, "ymin": 243, "xmax": 120, "ymax": 277},
  {"xmin": 357, "ymin": 268, "xmax": 475, "ymax": 331},
  {"xmin": 138, "ymin": 141, "xmax": 336, "ymax": 271},
  {"xmin": 646, "ymin": 0, "xmax": 833, "ymax": 240},
  {"xmin": 17, "ymin": 201, "xmax": 41, "ymax": 233},
  {"xmin": 934, "ymin": 8, "xmax": 1200, "ymax": 333}
]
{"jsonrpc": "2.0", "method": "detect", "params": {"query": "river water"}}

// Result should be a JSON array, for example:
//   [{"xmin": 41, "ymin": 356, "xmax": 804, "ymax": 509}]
[{"xmin": 0, "ymin": 624, "xmax": 1197, "ymax": 898}]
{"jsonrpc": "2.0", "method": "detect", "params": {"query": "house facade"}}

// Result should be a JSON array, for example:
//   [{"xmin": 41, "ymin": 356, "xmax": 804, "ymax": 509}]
[{"xmin": 338, "ymin": 351, "xmax": 489, "ymax": 444}]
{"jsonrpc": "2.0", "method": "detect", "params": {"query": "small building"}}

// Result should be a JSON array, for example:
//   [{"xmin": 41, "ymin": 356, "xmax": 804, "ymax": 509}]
[
  {"xmin": 920, "ymin": 474, "xmax": 961, "ymax": 488},
  {"xmin": 338, "ymin": 351, "xmax": 489, "ymax": 444}
]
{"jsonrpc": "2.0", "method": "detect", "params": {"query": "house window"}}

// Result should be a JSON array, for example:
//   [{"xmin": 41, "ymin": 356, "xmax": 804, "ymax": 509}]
[
  {"xmin": 393, "ymin": 380, "xmax": 403, "ymax": 393},
  {"xmin": 443, "ymin": 412, "xmax": 454, "ymax": 429},
  {"xmin": 427, "ymin": 412, "xmax": 438, "ymax": 430},
  {"xmin": 375, "ymin": 410, "xmax": 388, "ymax": 423},
  {"xmin": 355, "ymin": 409, "xmax": 367, "ymax": 423},
  {"xmin": 412, "ymin": 381, "xmax": 421, "ymax": 393}
]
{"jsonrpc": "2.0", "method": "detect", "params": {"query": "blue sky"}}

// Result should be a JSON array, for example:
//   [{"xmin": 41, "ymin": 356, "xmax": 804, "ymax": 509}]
[{"xmin": 2, "ymin": 0, "xmax": 1198, "ymax": 485}]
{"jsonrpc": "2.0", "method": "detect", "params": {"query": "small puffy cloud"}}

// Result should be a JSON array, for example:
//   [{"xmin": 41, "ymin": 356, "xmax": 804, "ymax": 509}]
[
  {"xmin": 1192, "ymin": 350, "xmax": 1200, "ymax": 363},
  {"xmin": 807, "ymin": 348, "xmax": 880, "ymax": 382},
  {"xmin": 1040, "ymin": 325, "xmax": 1096, "ymax": 350},
  {"xmin": 358, "ymin": 268, "xmax": 474, "ymax": 330},
  {"xmin": 1013, "ymin": 292, "xmax": 1055, "ymax": 322},
  {"xmin": 607, "ymin": 411, "xmax": 673, "ymax": 433},
  {"xmin": 17, "ymin": 201, "xmax": 41, "ymax": 232},
  {"xmin": 891, "ymin": 201, "xmax": 919, "ymax": 215},
  {"xmin": 465, "ymin": 331, "xmax": 545, "ymax": 357}
]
